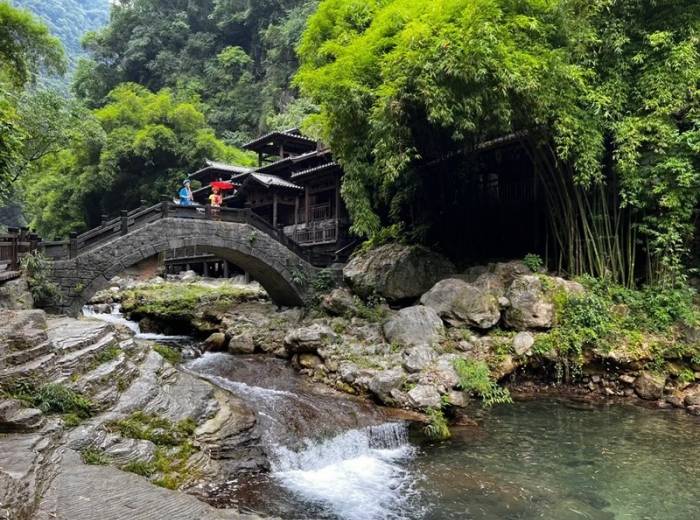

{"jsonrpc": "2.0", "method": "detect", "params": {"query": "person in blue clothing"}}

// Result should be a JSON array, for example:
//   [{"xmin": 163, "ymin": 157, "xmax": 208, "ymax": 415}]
[{"xmin": 178, "ymin": 179, "xmax": 193, "ymax": 206}]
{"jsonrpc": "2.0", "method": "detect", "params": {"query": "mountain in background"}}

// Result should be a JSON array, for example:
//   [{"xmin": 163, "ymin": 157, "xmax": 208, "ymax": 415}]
[{"xmin": 11, "ymin": 0, "xmax": 110, "ymax": 78}]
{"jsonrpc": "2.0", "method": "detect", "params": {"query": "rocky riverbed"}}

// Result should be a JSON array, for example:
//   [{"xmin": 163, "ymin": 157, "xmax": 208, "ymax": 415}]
[{"xmin": 95, "ymin": 245, "xmax": 700, "ymax": 420}]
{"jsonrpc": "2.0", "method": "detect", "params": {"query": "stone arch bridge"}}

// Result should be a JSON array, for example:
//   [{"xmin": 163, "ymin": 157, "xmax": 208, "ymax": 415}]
[{"xmin": 42, "ymin": 203, "xmax": 321, "ymax": 314}]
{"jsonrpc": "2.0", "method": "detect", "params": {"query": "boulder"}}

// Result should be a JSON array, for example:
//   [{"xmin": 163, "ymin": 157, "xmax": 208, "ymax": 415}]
[
  {"xmin": 202, "ymin": 332, "xmax": 227, "ymax": 352},
  {"xmin": 407, "ymin": 384, "xmax": 442, "ymax": 409},
  {"xmin": 320, "ymin": 288, "xmax": 358, "ymax": 317},
  {"xmin": 403, "ymin": 345, "xmax": 436, "ymax": 373},
  {"xmin": 633, "ymin": 371, "xmax": 666, "ymax": 400},
  {"xmin": 493, "ymin": 261, "xmax": 532, "ymax": 286},
  {"xmin": 420, "ymin": 278, "xmax": 500, "ymax": 330},
  {"xmin": 473, "ymin": 272, "xmax": 506, "ymax": 299},
  {"xmin": 0, "ymin": 278, "xmax": 33, "ymax": 310},
  {"xmin": 284, "ymin": 324, "xmax": 337, "ymax": 354},
  {"xmin": 298, "ymin": 353, "xmax": 323, "ymax": 369},
  {"xmin": 383, "ymin": 306, "xmax": 444, "ymax": 347},
  {"xmin": 504, "ymin": 275, "xmax": 554, "ymax": 330},
  {"xmin": 227, "ymin": 333, "xmax": 255, "ymax": 355},
  {"xmin": 512, "ymin": 332, "xmax": 535, "ymax": 356},
  {"xmin": 684, "ymin": 389, "xmax": 700, "ymax": 407},
  {"xmin": 343, "ymin": 244, "xmax": 455, "ymax": 302},
  {"xmin": 368, "ymin": 369, "xmax": 406, "ymax": 404}
]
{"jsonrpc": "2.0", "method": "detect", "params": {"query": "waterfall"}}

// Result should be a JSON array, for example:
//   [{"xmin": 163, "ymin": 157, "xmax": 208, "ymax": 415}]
[{"xmin": 82, "ymin": 304, "xmax": 191, "ymax": 341}]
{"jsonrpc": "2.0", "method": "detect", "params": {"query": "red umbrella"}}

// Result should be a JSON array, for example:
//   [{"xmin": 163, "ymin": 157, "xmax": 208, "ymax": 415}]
[{"xmin": 210, "ymin": 181, "xmax": 237, "ymax": 190}]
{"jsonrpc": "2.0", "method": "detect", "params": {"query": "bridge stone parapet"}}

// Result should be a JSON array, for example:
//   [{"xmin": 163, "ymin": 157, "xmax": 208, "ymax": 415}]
[{"xmin": 48, "ymin": 217, "xmax": 319, "ymax": 314}]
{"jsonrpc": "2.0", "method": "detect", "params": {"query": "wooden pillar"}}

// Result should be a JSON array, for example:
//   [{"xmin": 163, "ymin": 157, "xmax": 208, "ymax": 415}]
[
  {"xmin": 244, "ymin": 271, "xmax": 250, "ymax": 284},
  {"xmin": 203, "ymin": 261, "xmax": 209, "ymax": 277},
  {"xmin": 273, "ymin": 193, "xmax": 278, "ymax": 228},
  {"xmin": 305, "ymin": 186, "xmax": 310, "ymax": 224},
  {"xmin": 294, "ymin": 196, "xmax": 299, "ymax": 226},
  {"xmin": 223, "ymin": 260, "xmax": 229, "ymax": 278},
  {"xmin": 8, "ymin": 227, "xmax": 18, "ymax": 270}
]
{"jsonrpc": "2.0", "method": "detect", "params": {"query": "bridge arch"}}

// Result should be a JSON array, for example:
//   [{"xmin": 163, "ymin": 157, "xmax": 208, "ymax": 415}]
[{"xmin": 48, "ymin": 218, "xmax": 318, "ymax": 314}]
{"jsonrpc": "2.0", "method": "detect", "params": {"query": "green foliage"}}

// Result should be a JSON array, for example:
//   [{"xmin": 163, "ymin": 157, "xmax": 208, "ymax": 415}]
[
  {"xmin": 121, "ymin": 459, "xmax": 156, "ymax": 478},
  {"xmin": 297, "ymin": 0, "xmax": 700, "ymax": 282},
  {"xmin": 453, "ymin": 358, "xmax": 512, "ymax": 407},
  {"xmin": 523, "ymin": 254, "xmax": 544, "ymax": 273},
  {"xmin": 0, "ymin": 1, "xmax": 65, "ymax": 88},
  {"xmin": 20, "ymin": 250, "xmax": 60, "ymax": 307},
  {"xmin": 311, "ymin": 268, "xmax": 336, "ymax": 293},
  {"xmin": 121, "ymin": 281, "xmax": 261, "ymax": 322},
  {"xmin": 20, "ymin": 84, "xmax": 253, "ymax": 237},
  {"xmin": 153, "ymin": 344, "xmax": 182, "ymax": 365},
  {"xmin": 107, "ymin": 411, "xmax": 196, "ymax": 447},
  {"xmin": 73, "ymin": 0, "xmax": 319, "ymax": 138},
  {"xmin": 2, "ymin": 379, "xmax": 94, "ymax": 418},
  {"xmin": 423, "ymin": 407, "xmax": 450, "ymax": 440},
  {"xmin": 80, "ymin": 447, "xmax": 111, "ymax": 465},
  {"xmin": 92, "ymin": 345, "xmax": 121, "ymax": 366}
]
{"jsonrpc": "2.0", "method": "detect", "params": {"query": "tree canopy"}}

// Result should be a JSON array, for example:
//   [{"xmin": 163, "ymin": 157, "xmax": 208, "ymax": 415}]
[
  {"xmin": 296, "ymin": 0, "xmax": 700, "ymax": 283},
  {"xmin": 21, "ymin": 84, "xmax": 254, "ymax": 237},
  {"xmin": 73, "ymin": 0, "xmax": 319, "ymax": 141}
]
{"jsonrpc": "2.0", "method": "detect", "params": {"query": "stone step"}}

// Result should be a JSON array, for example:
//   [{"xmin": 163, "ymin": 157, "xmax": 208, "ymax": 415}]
[
  {"xmin": 55, "ymin": 332, "xmax": 117, "ymax": 377},
  {"xmin": 0, "ymin": 407, "xmax": 45, "ymax": 433},
  {"xmin": 67, "ymin": 354, "xmax": 139, "ymax": 408},
  {"xmin": 0, "ymin": 353, "xmax": 58, "ymax": 385},
  {"xmin": 1, "ymin": 341, "xmax": 53, "ymax": 367},
  {"xmin": 47, "ymin": 318, "xmax": 113, "ymax": 355}
]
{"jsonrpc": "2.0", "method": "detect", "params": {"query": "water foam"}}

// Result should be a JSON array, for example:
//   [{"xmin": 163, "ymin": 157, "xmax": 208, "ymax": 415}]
[
  {"xmin": 272, "ymin": 423, "xmax": 420, "ymax": 520},
  {"xmin": 82, "ymin": 304, "xmax": 190, "ymax": 341}
]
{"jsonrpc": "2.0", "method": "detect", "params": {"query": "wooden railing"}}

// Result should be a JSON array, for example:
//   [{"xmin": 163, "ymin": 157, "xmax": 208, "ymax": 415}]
[
  {"xmin": 0, "ymin": 228, "xmax": 40, "ymax": 273},
  {"xmin": 288, "ymin": 219, "xmax": 339, "ymax": 246}
]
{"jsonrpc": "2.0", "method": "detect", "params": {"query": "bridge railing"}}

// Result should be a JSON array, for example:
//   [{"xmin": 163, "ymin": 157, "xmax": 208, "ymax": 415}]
[
  {"xmin": 0, "ymin": 227, "xmax": 40, "ymax": 273},
  {"xmin": 38, "ymin": 201, "xmax": 318, "ymax": 265}
]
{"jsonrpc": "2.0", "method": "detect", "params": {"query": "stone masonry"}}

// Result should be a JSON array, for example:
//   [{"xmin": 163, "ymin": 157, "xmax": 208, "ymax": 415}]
[{"xmin": 48, "ymin": 218, "xmax": 318, "ymax": 314}]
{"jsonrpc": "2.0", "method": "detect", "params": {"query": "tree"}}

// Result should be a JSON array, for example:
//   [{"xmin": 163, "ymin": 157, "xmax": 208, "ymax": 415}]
[
  {"xmin": 21, "ymin": 84, "xmax": 254, "ymax": 238},
  {"xmin": 296, "ymin": 0, "xmax": 700, "ymax": 285},
  {"xmin": 0, "ymin": 1, "xmax": 65, "ymax": 88},
  {"xmin": 73, "ymin": 0, "xmax": 318, "ymax": 139},
  {"xmin": 0, "ymin": 1, "xmax": 65, "ymax": 203}
]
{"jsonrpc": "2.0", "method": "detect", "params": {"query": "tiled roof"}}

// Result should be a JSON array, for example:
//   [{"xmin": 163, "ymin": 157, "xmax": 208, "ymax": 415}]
[
  {"xmin": 249, "ymin": 173, "xmax": 302, "ymax": 190},
  {"xmin": 290, "ymin": 161, "xmax": 339, "ymax": 179},
  {"xmin": 243, "ymin": 129, "xmax": 317, "ymax": 150},
  {"xmin": 189, "ymin": 160, "xmax": 251, "ymax": 179}
]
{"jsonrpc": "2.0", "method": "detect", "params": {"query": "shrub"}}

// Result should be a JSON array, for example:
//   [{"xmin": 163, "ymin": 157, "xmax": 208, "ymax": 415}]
[
  {"xmin": 153, "ymin": 344, "xmax": 182, "ymax": 365},
  {"xmin": 2, "ymin": 380, "xmax": 94, "ymax": 418},
  {"xmin": 453, "ymin": 359, "xmax": 512, "ymax": 407},
  {"xmin": 20, "ymin": 251, "xmax": 61, "ymax": 307},
  {"xmin": 108, "ymin": 411, "xmax": 196, "ymax": 446},
  {"xmin": 423, "ymin": 408, "xmax": 451, "ymax": 440},
  {"xmin": 81, "ymin": 447, "xmax": 111, "ymax": 465},
  {"xmin": 523, "ymin": 253, "xmax": 544, "ymax": 272},
  {"xmin": 121, "ymin": 459, "xmax": 156, "ymax": 477}
]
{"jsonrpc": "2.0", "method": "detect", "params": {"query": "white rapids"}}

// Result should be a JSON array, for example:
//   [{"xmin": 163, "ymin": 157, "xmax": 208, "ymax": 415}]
[{"xmin": 82, "ymin": 304, "xmax": 191, "ymax": 341}]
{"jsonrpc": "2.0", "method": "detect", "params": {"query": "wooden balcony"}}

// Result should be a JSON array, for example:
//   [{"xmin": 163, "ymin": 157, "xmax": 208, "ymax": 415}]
[{"xmin": 284, "ymin": 219, "xmax": 338, "ymax": 246}]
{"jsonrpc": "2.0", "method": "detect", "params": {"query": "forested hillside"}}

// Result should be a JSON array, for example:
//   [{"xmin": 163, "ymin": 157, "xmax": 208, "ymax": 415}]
[
  {"xmin": 11, "ymin": 0, "xmax": 109, "ymax": 74},
  {"xmin": 75, "ymin": 0, "xmax": 319, "ymax": 142}
]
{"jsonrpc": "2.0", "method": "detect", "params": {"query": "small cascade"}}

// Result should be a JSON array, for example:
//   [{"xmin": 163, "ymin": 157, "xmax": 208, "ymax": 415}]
[
  {"xmin": 82, "ymin": 304, "xmax": 190, "ymax": 342},
  {"xmin": 271, "ymin": 423, "xmax": 420, "ymax": 520}
]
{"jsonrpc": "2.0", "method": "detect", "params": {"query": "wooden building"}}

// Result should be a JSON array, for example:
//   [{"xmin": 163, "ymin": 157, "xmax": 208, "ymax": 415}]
[{"xmin": 188, "ymin": 129, "xmax": 354, "ymax": 263}]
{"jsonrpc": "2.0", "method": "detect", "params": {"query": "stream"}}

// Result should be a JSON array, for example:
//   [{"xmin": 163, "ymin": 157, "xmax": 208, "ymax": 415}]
[{"xmin": 83, "ymin": 305, "xmax": 700, "ymax": 520}]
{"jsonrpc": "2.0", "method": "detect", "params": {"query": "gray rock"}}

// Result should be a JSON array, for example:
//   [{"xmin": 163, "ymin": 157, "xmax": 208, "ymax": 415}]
[
  {"xmin": 383, "ymin": 306, "xmax": 444, "ymax": 347},
  {"xmin": 445, "ymin": 390, "xmax": 468, "ymax": 408},
  {"xmin": 684, "ymin": 390, "xmax": 700, "ymax": 407},
  {"xmin": 687, "ymin": 405, "xmax": 700, "ymax": 416},
  {"xmin": 0, "ymin": 277, "xmax": 33, "ymax": 310},
  {"xmin": 493, "ymin": 261, "xmax": 532, "ymax": 286},
  {"xmin": 512, "ymin": 332, "xmax": 535, "ymax": 356},
  {"xmin": 407, "ymin": 384, "xmax": 442, "ymax": 409},
  {"xmin": 104, "ymin": 439, "xmax": 157, "ymax": 464},
  {"xmin": 473, "ymin": 272, "xmax": 506, "ymax": 299},
  {"xmin": 320, "ymin": 288, "xmax": 358, "ymax": 316},
  {"xmin": 284, "ymin": 324, "xmax": 337, "ymax": 354},
  {"xmin": 420, "ymin": 278, "xmax": 500, "ymax": 330},
  {"xmin": 368, "ymin": 369, "xmax": 405, "ymax": 404},
  {"xmin": 618, "ymin": 374, "xmax": 636, "ymax": 385},
  {"xmin": 343, "ymin": 244, "xmax": 455, "ymax": 302},
  {"xmin": 504, "ymin": 275, "xmax": 554, "ymax": 330},
  {"xmin": 227, "ymin": 333, "xmax": 255, "ymax": 355},
  {"xmin": 403, "ymin": 345, "xmax": 436, "ymax": 373},
  {"xmin": 634, "ymin": 371, "xmax": 666, "ymax": 400}
]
